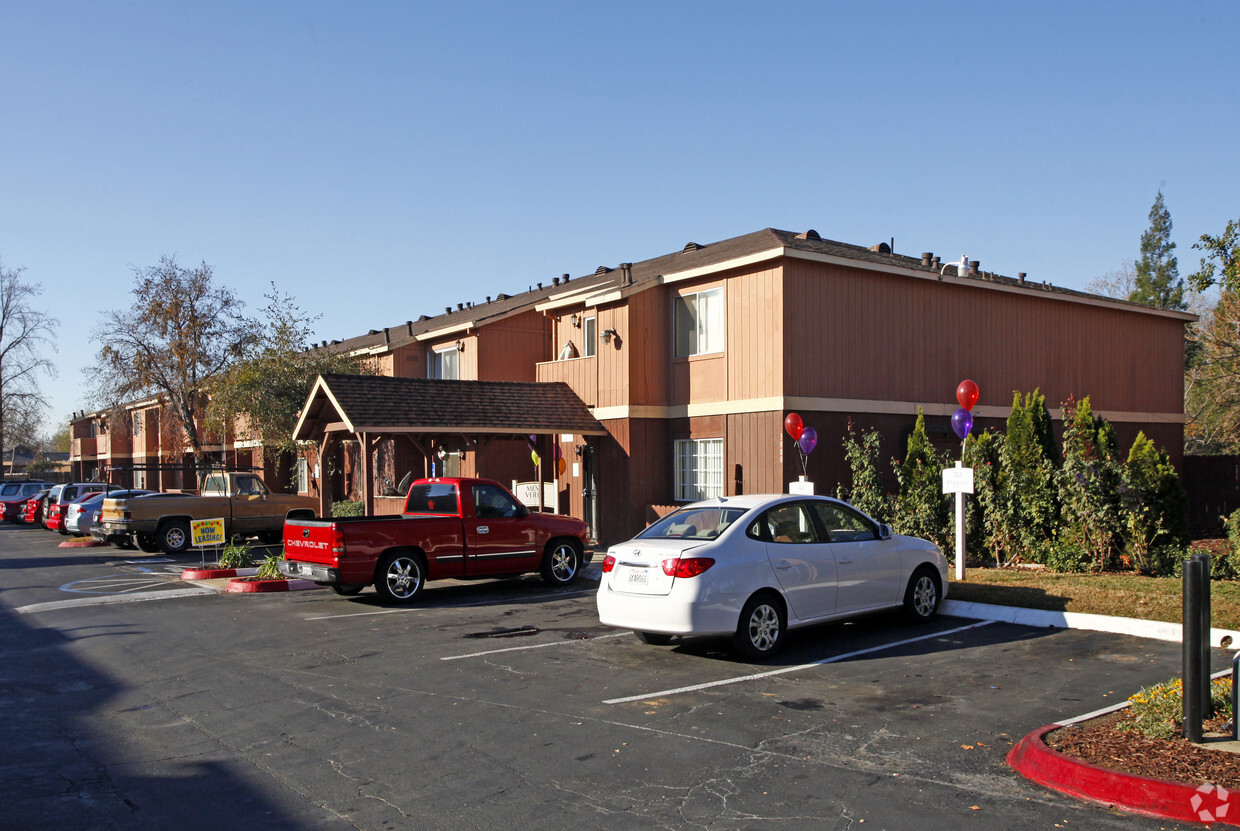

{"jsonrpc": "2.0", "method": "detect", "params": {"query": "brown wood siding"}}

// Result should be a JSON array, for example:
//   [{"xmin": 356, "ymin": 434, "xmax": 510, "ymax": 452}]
[
  {"xmin": 626, "ymin": 288, "xmax": 670, "ymax": 407},
  {"xmin": 596, "ymin": 302, "xmax": 630, "ymax": 409},
  {"xmin": 783, "ymin": 259, "xmax": 1186, "ymax": 417},
  {"xmin": 726, "ymin": 266, "xmax": 783, "ymax": 402},
  {"xmin": 476, "ymin": 310, "xmax": 547, "ymax": 382},
  {"xmin": 535, "ymin": 356, "xmax": 598, "ymax": 408}
]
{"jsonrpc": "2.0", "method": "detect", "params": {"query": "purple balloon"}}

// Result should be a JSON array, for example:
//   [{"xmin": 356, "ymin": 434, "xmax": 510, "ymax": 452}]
[
  {"xmin": 797, "ymin": 426, "xmax": 818, "ymax": 455},
  {"xmin": 951, "ymin": 407, "xmax": 974, "ymax": 441}
]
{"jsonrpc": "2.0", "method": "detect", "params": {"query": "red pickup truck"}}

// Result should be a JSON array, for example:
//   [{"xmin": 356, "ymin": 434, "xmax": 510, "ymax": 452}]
[{"xmin": 279, "ymin": 477, "xmax": 591, "ymax": 604}]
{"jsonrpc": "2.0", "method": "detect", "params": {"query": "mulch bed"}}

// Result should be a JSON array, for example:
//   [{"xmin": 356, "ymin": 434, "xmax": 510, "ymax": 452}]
[{"xmin": 1047, "ymin": 710, "xmax": 1240, "ymax": 788}]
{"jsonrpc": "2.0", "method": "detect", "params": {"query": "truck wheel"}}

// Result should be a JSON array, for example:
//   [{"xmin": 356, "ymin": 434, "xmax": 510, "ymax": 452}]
[
  {"xmin": 375, "ymin": 551, "xmax": 425, "ymax": 604},
  {"xmin": 114, "ymin": 537, "xmax": 136, "ymax": 551},
  {"xmin": 159, "ymin": 520, "xmax": 191, "ymax": 555},
  {"xmin": 258, "ymin": 531, "xmax": 282, "ymax": 545},
  {"xmin": 135, "ymin": 535, "xmax": 161, "ymax": 553},
  {"xmin": 540, "ymin": 540, "xmax": 582, "ymax": 586}
]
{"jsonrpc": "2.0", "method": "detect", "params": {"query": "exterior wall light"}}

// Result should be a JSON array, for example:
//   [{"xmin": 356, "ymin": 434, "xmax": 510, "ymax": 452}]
[
  {"xmin": 601, "ymin": 328, "xmax": 618, "ymax": 344},
  {"xmin": 456, "ymin": 339, "xmax": 465, "ymax": 352}
]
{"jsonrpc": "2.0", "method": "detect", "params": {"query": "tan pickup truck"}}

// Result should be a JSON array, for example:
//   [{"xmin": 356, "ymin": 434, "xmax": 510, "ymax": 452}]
[{"xmin": 96, "ymin": 471, "xmax": 317, "ymax": 555}]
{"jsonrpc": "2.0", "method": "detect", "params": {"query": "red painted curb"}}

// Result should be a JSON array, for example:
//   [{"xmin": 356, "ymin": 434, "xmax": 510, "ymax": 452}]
[
  {"xmin": 1008, "ymin": 724, "xmax": 1240, "ymax": 825},
  {"xmin": 225, "ymin": 577, "xmax": 318, "ymax": 593},
  {"xmin": 58, "ymin": 538, "xmax": 104, "ymax": 548},
  {"xmin": 182, "ymin": 567, "xmax": 239, "ymax": 579}
]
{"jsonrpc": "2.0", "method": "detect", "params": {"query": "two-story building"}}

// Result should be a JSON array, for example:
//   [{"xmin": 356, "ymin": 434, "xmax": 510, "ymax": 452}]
[{"xmin": 73, "ymin": 225, "xmax": 1192, "ymax": 546}]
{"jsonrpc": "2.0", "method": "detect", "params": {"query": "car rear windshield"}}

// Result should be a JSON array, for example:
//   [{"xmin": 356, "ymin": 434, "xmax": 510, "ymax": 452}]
[
  {"xmin": 638, "ymin": 506, "xmax": 749, "ymax": 541},
  {"xmin": 404, "ymin": 484, "xmax": 460, "ymax": 516}
]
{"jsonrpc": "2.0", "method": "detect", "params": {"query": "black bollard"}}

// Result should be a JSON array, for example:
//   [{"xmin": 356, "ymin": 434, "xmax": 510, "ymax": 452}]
[
  {"xmin": 1184, "ymin": 557, "xmax": 1204, "ymax": 742},
  {"xmin": 1195, "ymin": 553, "xmax": 1213, "ymax": 717}
]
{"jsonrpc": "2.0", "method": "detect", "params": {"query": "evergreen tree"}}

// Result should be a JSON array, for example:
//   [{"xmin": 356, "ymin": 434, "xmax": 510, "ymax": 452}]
[
  {"xmin": 995, "ymin": 391, "xmax": 1059, "ymax": 563},
  {"xmin": 1129, "ymin": 191, "xmax": 1185, "ymax": 310},
  {"xmin": 1058, "ymin": 397, "xmax": 1123, "ymax": 571},
  {"xmin": 890, "ymin": 408, "xmax": 949, "ymax": 551}
]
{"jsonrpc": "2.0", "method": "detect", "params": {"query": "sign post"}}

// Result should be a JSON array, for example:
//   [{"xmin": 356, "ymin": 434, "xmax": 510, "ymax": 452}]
[{"xmin": 942, "ymin": 463, "xmax": 973, "ymax": 580}]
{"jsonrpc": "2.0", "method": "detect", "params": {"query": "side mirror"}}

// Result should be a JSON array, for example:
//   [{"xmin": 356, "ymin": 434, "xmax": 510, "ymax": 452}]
[{"xmin": 878, "ymin": 524, "xmax": 893, "ymax": 540}]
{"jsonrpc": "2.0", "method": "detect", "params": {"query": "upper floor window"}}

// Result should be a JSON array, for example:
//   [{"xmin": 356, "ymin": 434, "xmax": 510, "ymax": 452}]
[
  {"xmin": 583, "ymin": 316, "xmax": 597, "ymax": 357},
  {"xmin": 429, "ymin": 346, "xmax": 459, "ymax": 380},
  {"xmin": 133, "ymin": 412, "xmax": 143, "ymax": 435},
  {"xmin": 674, "ymin": 287, "xmax": 724, "ymax": 357}
]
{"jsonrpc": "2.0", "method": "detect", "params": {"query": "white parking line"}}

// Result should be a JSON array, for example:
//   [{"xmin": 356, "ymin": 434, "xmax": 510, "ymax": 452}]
[
  {"xmin": 441, "ymin": 631, "xmax": 629, "ymax": 661},
  {"xmin": 15, "ymin": 588, "xmax": 217, "ymax": 614},
  {"xmin": 602, "ymin": 619, "xmax": 996, "ymax": 705},
  {"xmin": 303, "ymin": 587, "xmax": 599, "ymax": 621}
]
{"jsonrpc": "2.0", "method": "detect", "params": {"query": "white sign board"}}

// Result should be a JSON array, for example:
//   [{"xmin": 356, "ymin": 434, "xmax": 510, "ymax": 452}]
[
  {"xmin": 513, "ymin": 481, "xmax": 558, "ymax": 511},
  {"xmin": 942, "ymin": 466, "xmax": 974, "ymax": 494},
  {"xmin": 788, "ymin": 480, "xmax": 815, "ymax": 495}
]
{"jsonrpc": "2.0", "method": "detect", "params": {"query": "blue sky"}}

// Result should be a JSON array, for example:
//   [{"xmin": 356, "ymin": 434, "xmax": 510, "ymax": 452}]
[{"xmin": 2, "ymin": 1, "xmax": 1237, "ymax": 435}]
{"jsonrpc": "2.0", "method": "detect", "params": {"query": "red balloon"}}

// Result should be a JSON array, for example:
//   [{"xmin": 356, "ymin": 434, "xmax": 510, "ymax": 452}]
[
  {"xmin": 956, "ymin": 379, "xmax": 979, "ymax": 411},
  {"xmin": 784, "ymin": 413, "xmax": 804, "ymax": 440}
]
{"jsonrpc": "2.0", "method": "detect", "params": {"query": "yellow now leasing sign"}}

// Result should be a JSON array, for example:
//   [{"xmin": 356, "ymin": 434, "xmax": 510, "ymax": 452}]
[{"xmin": 191, "ymin": 518, "xmax": 226, "ymax": 547}]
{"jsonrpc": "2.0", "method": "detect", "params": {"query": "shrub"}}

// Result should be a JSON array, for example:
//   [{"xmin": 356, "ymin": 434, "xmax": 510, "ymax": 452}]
[
  {"xmin": 1058, "ymin": 397, "xmax": 1123, "ymax": 572},
  {"xmin": 1121, "ymin": 432, "xmax": 1189, "ymax": 571},
  {"xmin": 1229, "ymin": 509, "xmax": 1240, "ymax": 556},
  {"xmin": 331, "ymin": 500, "xmax": 365, "ymax": 517},
  {"xmin": 889, "ymin": 408, "xmax": 950, "ymax": 551},
  {"xmin": 217, "ymin": 540, "xmax": 253, "ymax": 569},
  {"xmin": 1119, "ymin": 675, "xmax": 1232, "ymax": 740},
  {"xmin": 989, "ymin": 391, "xmax": 1058, "ymax": 566},
  {"xmin": 256, "ymin": 552, "xmax": 283, "ymax": 580},
  {"xmin": 835, "ymin": 421, "xmax": 886, "ymax": 521}
]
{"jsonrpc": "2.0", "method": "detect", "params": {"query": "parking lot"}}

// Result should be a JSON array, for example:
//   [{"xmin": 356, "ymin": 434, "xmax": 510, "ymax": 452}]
[{"xmin": 0, "ymin": 522, "xmax": 1208, "ymax": 830}]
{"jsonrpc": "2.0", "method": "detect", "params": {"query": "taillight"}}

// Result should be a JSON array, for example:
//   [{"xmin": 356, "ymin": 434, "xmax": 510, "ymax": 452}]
[
  {"xmin": 602, "ymin": 554, "xmax": 616, "ymax": 573},
  {"xmin": 661, "ymin": 557, "xmax": 716, "ymax": 578},
  {"xmin": 330, "ymin": 525, "xmax": 345, "ymax": 556}
]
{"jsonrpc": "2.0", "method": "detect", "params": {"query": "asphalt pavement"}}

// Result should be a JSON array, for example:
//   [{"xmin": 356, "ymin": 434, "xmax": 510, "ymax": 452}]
[{"xmin": 0, "ymin": 521, "xmax": 1227, "ymax": 830}]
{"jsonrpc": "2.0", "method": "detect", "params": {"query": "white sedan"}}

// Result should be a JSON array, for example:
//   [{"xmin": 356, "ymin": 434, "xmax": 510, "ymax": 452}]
[{"xmin": 596, "ymin": 494, "xmax": 949, "ymax": 660}]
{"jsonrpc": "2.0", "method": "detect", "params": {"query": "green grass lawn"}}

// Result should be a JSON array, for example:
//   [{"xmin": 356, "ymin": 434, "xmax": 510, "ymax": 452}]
[{"xmin": 949, "ymin": 568, "xmax": 1240, "ymax": 631}]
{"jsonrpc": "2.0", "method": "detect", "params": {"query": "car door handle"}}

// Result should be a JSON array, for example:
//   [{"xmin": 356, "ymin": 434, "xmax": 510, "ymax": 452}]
[
  {"xmin": 837, "ymin": 557, "xmax": 853, "ymax": 565},
  {"xmin": 775, "ymin": 562, "xmax": 791, "ymax": 570},
  {"xmin": 477, "ymin": 526, "xmax": 489, "ymax": 534}
]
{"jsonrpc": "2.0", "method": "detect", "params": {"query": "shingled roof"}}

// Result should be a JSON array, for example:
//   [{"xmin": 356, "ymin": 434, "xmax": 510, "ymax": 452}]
[
  {"xmin": 293, "ymin": 373, "xmax": 607, "ymax": 441},
  {"xmin": 318, "ymin": 226, "xmax": 1190, "ymax": 357}
]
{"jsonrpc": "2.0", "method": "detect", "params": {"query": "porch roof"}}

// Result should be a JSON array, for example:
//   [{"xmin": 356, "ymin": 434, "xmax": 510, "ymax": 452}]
[{"xmin": 293, "ymin": 373, "xmax": 608, "ymax": 441}]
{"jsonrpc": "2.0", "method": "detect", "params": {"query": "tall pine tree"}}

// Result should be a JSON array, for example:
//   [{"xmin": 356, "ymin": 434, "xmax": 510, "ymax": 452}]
[{"xmin": 1129, "ymin": 190, "xmax": 1185, "ymax": 310}]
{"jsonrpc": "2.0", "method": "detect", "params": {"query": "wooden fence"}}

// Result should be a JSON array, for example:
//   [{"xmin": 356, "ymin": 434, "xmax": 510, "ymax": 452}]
[{"xmin": 1184, "ymin": 455, "xmax": 1240, "ymax": 538}]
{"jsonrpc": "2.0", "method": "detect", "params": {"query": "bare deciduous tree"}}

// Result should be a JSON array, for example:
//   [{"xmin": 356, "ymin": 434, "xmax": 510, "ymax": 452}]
[{"xmin": 0, "ymin": 260, "xmax": 58, "ymax": 462}]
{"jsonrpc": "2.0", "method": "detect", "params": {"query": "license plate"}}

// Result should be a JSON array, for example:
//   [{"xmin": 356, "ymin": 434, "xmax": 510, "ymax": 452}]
[
  {"xmin": 297, "ymin": 564, "xmax": 313, "ymax": 576},
  {"xmin": 626, "ymin": 569, "xmax": 648, "ymax": 586}
]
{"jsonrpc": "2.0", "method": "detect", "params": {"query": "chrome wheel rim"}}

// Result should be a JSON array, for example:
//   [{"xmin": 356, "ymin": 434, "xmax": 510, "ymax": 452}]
[
  {"xmin": 166, "ymin": 527, "xmax": 186, "ymax": 549},
  {"xmin": 550, "ymin": 545, "xmax": 577, "ymax": 582},
  {"xmin": 747, "ymin": 604, "xmax": 780, "ymax": 652},
  {"xmin": 913, "ymin": 576, "xmax": 937, "ymax": 617},
  {"xmin": 386, "ymin": 557, "xmax": 421, "ymax": 599}
]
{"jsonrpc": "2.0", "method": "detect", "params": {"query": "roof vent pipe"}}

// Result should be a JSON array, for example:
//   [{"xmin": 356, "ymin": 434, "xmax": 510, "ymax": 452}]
[
  {"xmin": 620, "ymin": 262, "xmax": 633, "ymax": 287},
  {"xmin": 921, "ymin": 252, "xmax": 933, "ymax": 267},
  {"xmin": 446, "ymin": 307, "xmax": 452, "ymax": 314},
  {"xmin": 563, "ymin": 273, "xmax": 570, "ymax": 283},
  {"xmin": 1018, "ymin": 273, "xmax": 1027, "ymax": 284},
  {"xmin": 553, "ymin": 276, "xmax": 560, "ymax": 286},
  {"xmin": 932, "ymin": 256, "xmax": 941, "ymax": 268},
  {"xmin": 968, "ymin": 260, "xmax": 980, "ymax": 276},
  {"xmin": 458, "ymin": 303, "xmax": 465, "ymax": 311}
]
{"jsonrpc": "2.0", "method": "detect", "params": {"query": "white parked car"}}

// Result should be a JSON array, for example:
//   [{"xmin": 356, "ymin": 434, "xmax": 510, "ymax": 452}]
[
  {"xmin": 64, "ymin": 489, "xmax": 151, "ymax": 537},
  {"xmin": 596, "ymin": 494, "xmax": 949, "ymax": 660}
]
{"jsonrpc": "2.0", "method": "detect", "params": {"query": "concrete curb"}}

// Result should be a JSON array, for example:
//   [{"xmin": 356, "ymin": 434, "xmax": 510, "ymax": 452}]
[
  {"xmin": 940, "ymin": 599, "xmax": 1240, "ymax": 648},
  {"xmin": 226, "ymin": 577, "xmax": 317, "ymax": 593},
  {"xmin": 1008, "ymin": 725, "xmax": 1240, "ymax": 825},
  {"xmin": 181, "ymin": 566, "xmax": 259, "ymax": 580}
]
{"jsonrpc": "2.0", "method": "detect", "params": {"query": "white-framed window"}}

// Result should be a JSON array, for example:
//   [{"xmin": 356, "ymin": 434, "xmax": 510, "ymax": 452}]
[
  {"xmin": 673, "ymin": 287, "xmax": 724, "ymax": 357},
  {"xmin": 674, "ymin": 438, "xmax": 724, "ymax": 501},
  {"xmin": 297, "ymin": 457, "xmax": 310, "ymax": 493},
  {"xmin": 429, "ymin": 346, "xmax": 459, "ymax": 380},
  {"xmin": 583, "ymin": 316, "xmax": 597, "ymax": 357},
  {"xmin": 133, "ymin": 412, "xmax": 143, "ymax": 435}
]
